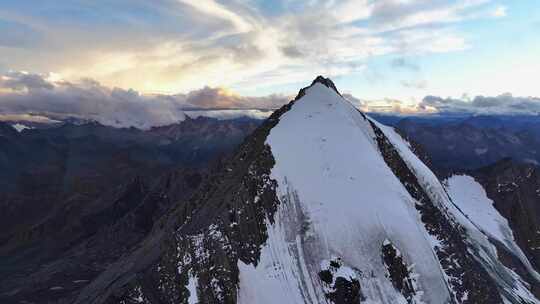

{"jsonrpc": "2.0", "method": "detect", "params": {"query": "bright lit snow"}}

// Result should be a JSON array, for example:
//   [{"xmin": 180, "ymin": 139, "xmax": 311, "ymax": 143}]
[
  {"xmin": 237, "ymin": 83, "xmax": 450, "ymax": 303},
  {"xmin": 235, "ymin": 82, "xmax": 540, "ymax": 304},
  {"xmin": 446, "ymin": 175, "xmax": 540, "ymax": 284}
]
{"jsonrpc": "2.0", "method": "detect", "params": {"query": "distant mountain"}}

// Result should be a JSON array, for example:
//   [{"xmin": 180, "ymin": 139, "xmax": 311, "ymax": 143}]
[
  {"xmin": 3, "ymin": 83, "xmax": 540, "ymax": 304},
  {"xmin": 67, "ymin": 77, "xmax": 538, "ymax": 304},
  {"xmin": 0, "ymin": 117, "xmax": 259, "ymax": 304},
  {"xmin": 395, "ymin": 117, "xmax": 540, "ymax": 174}
]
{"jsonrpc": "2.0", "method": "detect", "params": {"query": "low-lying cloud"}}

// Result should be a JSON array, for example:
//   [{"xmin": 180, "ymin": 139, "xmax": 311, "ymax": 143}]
[
  {"xmin": 420, "ymin": 94, "xmax": 540, "ymax": 115},
  {"xmin": 0, "ymin": 71, "xmax": 289, "ymax": 129},
  {"xmin": 358, "ymin": 94, "xmax": 540, "ymax": 116},
  {"xmin": 2, "ymin": 71, "xmax": 539, "ymax": 129}
]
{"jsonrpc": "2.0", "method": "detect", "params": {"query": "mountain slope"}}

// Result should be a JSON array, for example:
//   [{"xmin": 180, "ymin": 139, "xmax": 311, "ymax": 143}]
[
  {"xmin": 395, "ymin": 118, "xmax": 540, "ymax": 174},
  {"xmin": 469, "ymin": 160, "xmax": 540, "ymax": 277},
  {"xmin": 0, "ymin": 118, "xmax": 259, "ymax": 304},
  {"xmin": 77, "ymin": 77, "xmax": 539, "ymax": 304}
]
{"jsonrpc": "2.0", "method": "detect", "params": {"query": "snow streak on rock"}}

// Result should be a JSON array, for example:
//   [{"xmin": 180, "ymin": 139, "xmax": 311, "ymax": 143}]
[{"xmin": 375, "ymin": 121, "xmax": 540, "ymax": 303}]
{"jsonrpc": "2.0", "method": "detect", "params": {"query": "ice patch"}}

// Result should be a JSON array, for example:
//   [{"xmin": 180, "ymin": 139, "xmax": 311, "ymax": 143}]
[
  {"xmin": 11, "ymin": 123, "xmax": 32, "ymax": 132},
  {"xmin": 187, "ymin": 273, "xmax": 199, "ymax": 304}
]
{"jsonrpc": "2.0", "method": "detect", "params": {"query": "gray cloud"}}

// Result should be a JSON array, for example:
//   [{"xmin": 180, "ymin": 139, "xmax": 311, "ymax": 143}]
[
  {"xmin": 183, "ymin": 86, "xmax": 288, "ymax": 110},
  {"xmin": 0, "ymin": 72, "xmax": 288, "ymax": 129},
  {"xmin": 420, "ymin": 93, "xmax": 540, "ymax": 114},
  {"xmin": 391, "ymin": 57, "xmax": 420, "ymax": 71},
  {"xmin": 1, "ymin": 71, "xmax": 54, "ymax": 90},
  {"xmin": 280, "ymin": 45, "xmax": 304, "ymax": 58},
  {"xmin": 342, "ymin": 93, "xmax": 364, "ymax": 108},
  {"xmin": 401, "ymin": 79, "xmax": 427, "ymax": 89}
]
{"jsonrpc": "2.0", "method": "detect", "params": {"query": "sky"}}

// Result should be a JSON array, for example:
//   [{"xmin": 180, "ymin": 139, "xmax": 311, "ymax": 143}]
[{"xmin": 0, "ymin": 0, "xmax": 539, "ymax": 128}]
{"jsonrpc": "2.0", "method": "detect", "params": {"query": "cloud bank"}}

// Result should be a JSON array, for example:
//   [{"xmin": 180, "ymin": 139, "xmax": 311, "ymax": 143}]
[
  {"xmin": 2, "ymin": 71, "xmax": 538, "ymax": 129},
  {"xmin": 420, "ymin": 94, "xmax": 540, "ymax": 115},
  {"xmin": 0, "ymin": 71, "xmax": 288, "ymax": 129}
]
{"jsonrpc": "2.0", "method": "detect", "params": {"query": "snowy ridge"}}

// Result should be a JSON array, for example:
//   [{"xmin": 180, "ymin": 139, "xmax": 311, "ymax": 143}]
[
  {"xmin": 238, "ymin": 83, "xmax": 450, "ymax": 303},
  {"xmin": 373, "ymin": 120, "xmax": 540, "ymax": 303},
  {"xmin": 235, "ymin": 81, "xmax": 540, "ymax": 303},
  {"xmin": 446, "ymin": 176, "xmax": 540, "ymax": 289}
]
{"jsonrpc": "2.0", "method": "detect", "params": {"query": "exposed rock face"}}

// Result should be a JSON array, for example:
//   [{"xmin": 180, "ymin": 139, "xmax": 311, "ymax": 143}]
[
  {"xmin": 0, "ymin": 118, "xmax": 258, "ymax": 304},
  {"xmin": 73, "ymin": 79, "xmax": 304, "ymax": 304},
  {"xmin": 369, "ymin": 120, "xmax": 502, "ymax": 303},
  {"xmin": 381, "ymin": 241, "xmax": 416, "ymax": 302},
  {"xmin": 0, "ymin": 168, "xmax": 205, "ymax": 304},
  {"xmin": 318, "ymin": 257, "xmax": 365, "ymax": 304}
]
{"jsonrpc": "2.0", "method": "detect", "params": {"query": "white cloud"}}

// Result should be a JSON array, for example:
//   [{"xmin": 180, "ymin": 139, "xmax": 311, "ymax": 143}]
[
  {"xmin": 401, "ymin": 79, "xmax": 428, "ymax": 89},
  {"xmin": 0, "ymin": 0, "xmax": 504, "ymax": 94},
  {"xmin": 492, "ymin": 5, "xmax": 507, "ymax": 18}
]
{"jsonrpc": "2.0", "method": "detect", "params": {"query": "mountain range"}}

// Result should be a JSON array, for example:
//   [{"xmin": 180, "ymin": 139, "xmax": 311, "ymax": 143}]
[{"xmin": 1, "ymin": 77, "xmax": 540, "ymax": 303}]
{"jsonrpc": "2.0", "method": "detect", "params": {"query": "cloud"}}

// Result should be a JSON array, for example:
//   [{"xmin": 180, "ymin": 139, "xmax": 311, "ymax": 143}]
[
  {"xmin": 183, "ymin": 86, "xmax": 288, "ymax": 109},
  {"xmin": 0, "ymin": 113, "xmax": 59, "ymax": 123},
  {"xmin": 0, "ymin": 71, "xmax": 289, "ymax": 129},
  {"xmin": 492, "ymin": 6, "xmax": 507, "ymax": 18},
  {"xmin": 361, "ymin": 98, "xmax": 431, "ymax": 115},
  {"xmin": 1, "ymin": 71, "xmax": 54, "ymax": 90},
  {"xmin": 280, "ymin": 45, "xmax": 304, "ymax": 58},
  {"xmin": 391, "ymin": 57, "xmax": 420, "ymax": 71},
  {"xmin": 0, "ymin": 0, "xmax": 504, "ymax": 93},
  {"xmin": 354, "ymin": 92, "xmax": 540, "ymax": 116},
  {"xmin": 401, "ymin": 79, "xmax": 428, "ymax": 89},
  {"xmin": 420, "ymin": 93, "xmax": 540, "ymax": 114}
]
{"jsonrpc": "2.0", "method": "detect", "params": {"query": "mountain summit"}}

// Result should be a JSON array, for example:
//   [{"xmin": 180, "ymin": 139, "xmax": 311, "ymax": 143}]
[{"xmin": 76, "ymin": 77, "xmax": 539, "ymax": 304}]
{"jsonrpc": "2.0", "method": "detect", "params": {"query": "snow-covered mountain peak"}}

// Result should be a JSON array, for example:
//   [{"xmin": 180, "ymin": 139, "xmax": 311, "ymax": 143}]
[
  {"xmin": 310, "ymin": 75, "xmax": 341, "ymax": 95},
  {"xmin": 240, "ymin": 78, "xmax": 540, "ymax": 303},
  {"xmin": 75, "ymin": 77, "xmax": 540, "ymax": 304}
]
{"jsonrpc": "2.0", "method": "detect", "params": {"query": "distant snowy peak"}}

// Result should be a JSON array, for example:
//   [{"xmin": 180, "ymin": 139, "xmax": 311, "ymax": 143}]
[{"xmin": 247, "ymin": 78, "xmax": 539, "ymax": 303}]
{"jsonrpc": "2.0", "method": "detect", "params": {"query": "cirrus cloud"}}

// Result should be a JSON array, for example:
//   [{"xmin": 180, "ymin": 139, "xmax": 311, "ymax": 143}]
[{"xmin": 0, "ymin": 0, "xmax": 508, "ymax": 93}]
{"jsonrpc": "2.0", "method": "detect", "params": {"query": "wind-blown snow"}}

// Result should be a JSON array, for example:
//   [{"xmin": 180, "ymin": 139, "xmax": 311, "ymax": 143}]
[{"xmin": 237, "ymin": 83, "xmax": 451, "ymax": 303}]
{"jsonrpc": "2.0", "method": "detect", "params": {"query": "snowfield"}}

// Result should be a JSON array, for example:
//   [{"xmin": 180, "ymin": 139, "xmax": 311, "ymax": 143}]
[
  {"xmin": 446, "ymin": 175, "xmax": 540, "ymax": 285},
  {"xmin": 239, "ymin": 83, "xmax": 450, "ymax": 303}
]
